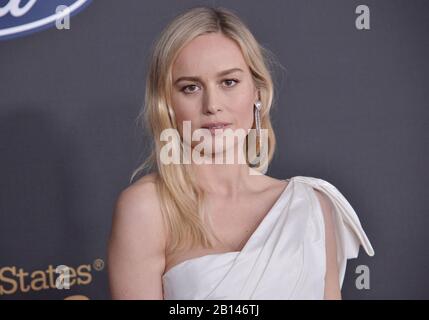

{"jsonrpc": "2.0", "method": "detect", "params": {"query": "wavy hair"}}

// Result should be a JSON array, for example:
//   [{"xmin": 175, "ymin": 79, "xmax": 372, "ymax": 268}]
[{"xmin": 130, "ymin": 5, "xmax": 283, "ymax": 255}]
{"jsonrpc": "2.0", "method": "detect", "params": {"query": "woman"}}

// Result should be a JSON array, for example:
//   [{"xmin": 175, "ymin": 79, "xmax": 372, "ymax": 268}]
[{"xmin": 107, "ymin": 6, "xmax": 375, "ymax": 300}]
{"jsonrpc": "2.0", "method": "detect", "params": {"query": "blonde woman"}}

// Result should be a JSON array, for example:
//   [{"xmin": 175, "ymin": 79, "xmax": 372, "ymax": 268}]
[{"xmin": 107, "ymin": 6, "xmax": 374, "ymax": 300}]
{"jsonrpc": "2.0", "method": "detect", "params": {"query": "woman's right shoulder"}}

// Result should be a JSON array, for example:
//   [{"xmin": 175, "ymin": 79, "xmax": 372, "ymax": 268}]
[
  {"xmin": 131, "ymin": 172, "xmax": 159, "ymax": 186},
  {"xmin": 108, "ymin": 172, "xmax": 166, "ymax": 299},
  {"xmin": 112, "ymin": 172, "xmax": 164, "ymax": 240},
  {"xmin": 118, "ymin": 172, "xmax": 159, "ymax": 205}
]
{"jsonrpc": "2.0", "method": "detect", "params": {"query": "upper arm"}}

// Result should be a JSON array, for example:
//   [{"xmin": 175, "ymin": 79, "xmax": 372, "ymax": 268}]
[
  {"xmin": 107, "ymin": 180, "xmax": 166, "ymax": 299},
  {"xmin": 313, "ymin": 188, "xmax": 342, "ymax": 300}
]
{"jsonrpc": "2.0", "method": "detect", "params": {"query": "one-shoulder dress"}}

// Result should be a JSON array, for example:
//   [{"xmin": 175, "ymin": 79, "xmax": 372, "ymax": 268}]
[{"xmin": 162, "ymin": 176, "xmax": 375, "ymax": 299}]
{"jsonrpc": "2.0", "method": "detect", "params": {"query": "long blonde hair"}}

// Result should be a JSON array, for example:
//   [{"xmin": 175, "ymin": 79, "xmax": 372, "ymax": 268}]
[{"xmin": 130, "ymin": 5, "xmax": 283, "ymax": 255}]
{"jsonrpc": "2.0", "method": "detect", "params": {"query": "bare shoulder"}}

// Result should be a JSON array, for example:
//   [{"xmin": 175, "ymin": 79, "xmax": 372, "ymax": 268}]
[
  {"xmin": 113, "ymin": 172, "xmax": 163, "ymax": 231},
  {"xmin": 132, "ymin": 171, "xmax": 159, "ymax": 186},
  {"xmin": 107, "ymin": 172, "xmax": 166, "ymax": 299}
]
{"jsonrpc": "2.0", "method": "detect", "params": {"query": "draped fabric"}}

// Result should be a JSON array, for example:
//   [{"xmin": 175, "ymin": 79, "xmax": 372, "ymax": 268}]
[{"xmin": 162, "ymin": 176, "xmax": 375, "ymax": 300}]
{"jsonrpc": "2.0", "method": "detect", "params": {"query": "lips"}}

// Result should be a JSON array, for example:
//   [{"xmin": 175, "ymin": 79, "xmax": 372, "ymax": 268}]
[
  {"xmin": 201, "ymin": 122, "xmax": 232, "ymax": 135},
  {"xmin": 201, "ymin": 122, "xmax": 231, "ymax": 129}
]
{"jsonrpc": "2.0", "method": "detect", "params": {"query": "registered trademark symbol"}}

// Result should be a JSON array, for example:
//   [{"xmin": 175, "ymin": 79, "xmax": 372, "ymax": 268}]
[{"xmin": 93, "ymin": 259, "xmax": 105, "ymax": 271}]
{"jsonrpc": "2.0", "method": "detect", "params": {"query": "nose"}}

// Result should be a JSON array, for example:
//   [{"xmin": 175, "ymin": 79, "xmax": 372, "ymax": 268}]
[{"xmin": 202, "ymin": 84, "xmax": 223, "ymax": 115}]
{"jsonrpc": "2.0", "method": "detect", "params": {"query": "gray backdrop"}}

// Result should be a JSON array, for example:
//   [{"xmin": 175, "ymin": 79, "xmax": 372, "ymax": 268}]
[{"xmin": 0, "ymin": 0, "xmax": 428, "ymax": 299}]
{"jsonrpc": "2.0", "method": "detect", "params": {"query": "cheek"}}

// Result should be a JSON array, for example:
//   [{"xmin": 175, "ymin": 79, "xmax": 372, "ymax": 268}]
[
  {"xmin": 174, "ymin": 106, "xmax": 194, "ymax": 123},
  {"xmin": 170, "ymin": 96, "xmax": 200, "ymax": 134},
  {"xmin": 171, "ymin": 93, "xmax": 191, "ymax": 117},
  {"xmin": 231, "ymin": 92, "xmax": 255, "ymax": 129}
]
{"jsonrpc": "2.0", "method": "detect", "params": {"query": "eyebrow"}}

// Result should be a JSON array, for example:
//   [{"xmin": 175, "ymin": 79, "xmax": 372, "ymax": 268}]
[{"xmin": 173, "ymin": 67, "xmax": 244, "ymax": 85}]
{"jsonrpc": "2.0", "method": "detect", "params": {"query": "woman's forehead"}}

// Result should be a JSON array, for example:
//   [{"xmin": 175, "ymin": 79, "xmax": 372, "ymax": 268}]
[{"xmin": 172, "ymin": 34, "xmax": 248, "ymax": 77}]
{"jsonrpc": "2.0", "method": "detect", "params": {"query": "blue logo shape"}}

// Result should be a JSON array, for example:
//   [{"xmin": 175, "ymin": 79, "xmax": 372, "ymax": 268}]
[{"xmin": 0, "ymin": 0, "xmax": 92, "ymax": 40}]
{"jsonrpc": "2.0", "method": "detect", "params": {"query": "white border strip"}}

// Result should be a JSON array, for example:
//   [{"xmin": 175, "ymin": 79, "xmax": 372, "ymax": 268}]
[{"xmin": 0, "ymin": 0, "xmax": 90, "ymax": 37}]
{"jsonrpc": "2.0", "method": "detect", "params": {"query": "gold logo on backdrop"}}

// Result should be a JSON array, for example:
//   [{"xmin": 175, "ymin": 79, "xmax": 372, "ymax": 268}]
[{"xmin": 0, "ymin": 259, "xmax": 104, "ymax": 297}]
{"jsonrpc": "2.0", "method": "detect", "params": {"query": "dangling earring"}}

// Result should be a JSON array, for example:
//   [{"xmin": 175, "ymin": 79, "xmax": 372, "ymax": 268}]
[{"xmin": 254, "ymin": 100, "xmax": 262, "ymax": 152}]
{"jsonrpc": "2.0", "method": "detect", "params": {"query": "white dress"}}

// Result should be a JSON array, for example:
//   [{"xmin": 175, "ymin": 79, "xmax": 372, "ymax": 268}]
[{"xmin": 162, "ymin": 176, "xmax": 375, "ymax": 299}]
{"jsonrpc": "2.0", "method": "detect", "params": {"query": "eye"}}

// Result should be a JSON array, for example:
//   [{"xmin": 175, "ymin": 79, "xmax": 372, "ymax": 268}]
[
  {"xmin": 223, "ymin": 79, "xmax": 239, "ymax": 87},
  {"xmin": 181, "ymin": 84, "xmax": 199, "ymax": 94}
]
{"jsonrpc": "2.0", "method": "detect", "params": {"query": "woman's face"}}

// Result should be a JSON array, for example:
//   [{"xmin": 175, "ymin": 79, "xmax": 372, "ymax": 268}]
[{"xmin": 170, "ymin": 32, "xmax": 258, "ymax": 156}]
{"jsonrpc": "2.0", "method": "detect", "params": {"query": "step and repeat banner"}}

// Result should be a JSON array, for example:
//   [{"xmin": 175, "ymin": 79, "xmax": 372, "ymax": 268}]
[
  {"xmin": 0, "ymin": 0, "xmax": 107, "ymax": 300},
  {"xmin": 1, "ymin": 0, "xmax": 428, "ymax": 300}
]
